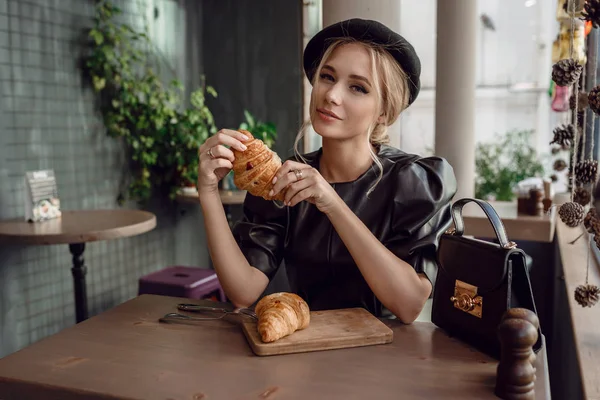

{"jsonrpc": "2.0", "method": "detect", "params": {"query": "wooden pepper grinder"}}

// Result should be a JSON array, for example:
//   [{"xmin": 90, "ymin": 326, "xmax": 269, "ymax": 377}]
[
  {"xmin": 500, "ymin": 308, "xmax": 539, "ymax": 368},
  {"xmin": 528, "ymin": 188, "xmax": 544, "ymax": 216},
  {"xmin": 495, "ymin": 310, "xmax": 538, "ymax": 399},
  {"xmin": 542, "ymin": 179, "xmax": 552, "ymax": 213}
]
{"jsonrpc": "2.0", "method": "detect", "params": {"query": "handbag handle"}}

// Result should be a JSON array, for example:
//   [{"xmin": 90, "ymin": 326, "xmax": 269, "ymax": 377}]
[{"xmin": 450, "ymin": 198, "xmax": 515, "ymax": 249}]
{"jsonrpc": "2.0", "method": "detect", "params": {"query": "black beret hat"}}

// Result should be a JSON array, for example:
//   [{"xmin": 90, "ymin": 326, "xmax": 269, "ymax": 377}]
[{"xmin": 303, "ymin": 18, "xmax": 421, "ymax": 105}]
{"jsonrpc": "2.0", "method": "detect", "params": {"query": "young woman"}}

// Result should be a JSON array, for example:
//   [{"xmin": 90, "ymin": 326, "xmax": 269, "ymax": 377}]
[{"xmin": 196, "ymin": 19, "xmax": 457, "ymax": 323}]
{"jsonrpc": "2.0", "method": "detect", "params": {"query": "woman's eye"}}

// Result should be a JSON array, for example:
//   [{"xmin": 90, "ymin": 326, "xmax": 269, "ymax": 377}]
[
  {"xmin": 319, "ymin": 73, "xmax": 334, "ymax": 82},
  {"xmin": 351, "ymin": 85, "xmax": 368, "ymax": 94}
]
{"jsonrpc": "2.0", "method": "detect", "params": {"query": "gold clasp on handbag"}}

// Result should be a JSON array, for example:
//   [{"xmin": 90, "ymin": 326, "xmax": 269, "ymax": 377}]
[{"xmin": 450, "ymin": 280, "xmax": 482, "ymax": 318}]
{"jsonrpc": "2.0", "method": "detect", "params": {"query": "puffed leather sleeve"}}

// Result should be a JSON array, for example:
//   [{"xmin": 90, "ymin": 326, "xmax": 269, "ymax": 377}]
[
  {"xmin": 232, "ymin": 193, "xmax": 288, "ymax": 280},
  {"xmin": 384, "ymin": 156, "xmax": 458, "ymax": 290}
]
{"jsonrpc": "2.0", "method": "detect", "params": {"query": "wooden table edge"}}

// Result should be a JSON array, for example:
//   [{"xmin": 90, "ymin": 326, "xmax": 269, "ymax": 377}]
[
  {"xmin": 0, "ymin": 211, "xmax": 157, "ymax": 245},
  {"xmin": 0, "ymin": 375, "xmax": 135, "ymax": 400}
]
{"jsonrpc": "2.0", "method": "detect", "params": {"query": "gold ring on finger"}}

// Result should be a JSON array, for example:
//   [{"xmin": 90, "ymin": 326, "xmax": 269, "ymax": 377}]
[
  {"xmin": 207, "ymin": 147, "xmax": 216, "ymax": 159},
  {"xmin": 293, "ymin": 169, "xmax": 303, "ymax": 181}
]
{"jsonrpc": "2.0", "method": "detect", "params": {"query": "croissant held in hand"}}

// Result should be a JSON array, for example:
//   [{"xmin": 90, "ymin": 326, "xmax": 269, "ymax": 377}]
[
  {"xmin": 232, "ymin": 130, "xmax": 284, "ymax": 201},
  {"xmin": 254, "ymin": 292, "xmax": 311, "ymax": 343}
]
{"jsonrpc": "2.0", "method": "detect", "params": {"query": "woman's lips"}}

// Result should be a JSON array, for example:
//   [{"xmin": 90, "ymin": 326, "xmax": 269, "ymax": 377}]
[{"xmin": 317, "ymin": 108, "xmax": 341, "ymax": 121}]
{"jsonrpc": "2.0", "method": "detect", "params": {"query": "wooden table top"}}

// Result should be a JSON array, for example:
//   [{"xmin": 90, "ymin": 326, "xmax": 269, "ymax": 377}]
[
  {"xmin": 556, "ymin": 220, "xmax": 600, "ymax": 399},
  {"xmin": 461, "ymin": 200, "xmax": 556, "ymax": 243},
  {"xmin": 0, "ymin": 294, "xmax": 550, "ymax": 400},
  {"xmin": 0, "ymin": 209, "xmax": 157, "ymax": 245}
]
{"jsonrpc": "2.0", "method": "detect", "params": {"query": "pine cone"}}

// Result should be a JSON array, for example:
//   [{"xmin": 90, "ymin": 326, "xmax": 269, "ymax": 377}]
[
  {"xmin": 588, "ymin": 85, "xmax": 600, "ymax": 115},
  {"xmin": 550, "ymin": 174, "xmax": 559, "ymax": 182},
  {"xmin": 575, "ymin": 160, "xmax": 599, "ymax": 184},
  {"xmin": 551, "ymin": 146, "xmax": 562, "ymax": 155},
  {"xmin": 559, "ymin": 201, "xmax": 585, "ymax": 227},
  {"xmin": 552, "ymin": 59, "xmax": 583, "ymax": 87},
  {"xmin": 550, "ymin": 124, "xmax": 576, "ymax": 148},
  {"xmin": 574, "ymin": 284, "xmax": 600, "ymax": 308},
  {"xmin": 582, "ymin": 0, "xmax": 600, "ymax": 28},
  {"xmin": 574, "ymin": 187, "xmax": 592, "ymax": 206},
  {"xmin": 553, "ymin": 159, "xmax": 568, "ymax": 172},
  {"xmin": 585, "ymin": 208, "xmax": 600, "ymax": 233},
  {"xmin": 570, "ymin": 91, "xmax": 590, "ymax": 110},
  {"xmin": 585, "ymin": 209, "xmax": 596, "ymax": 232}
]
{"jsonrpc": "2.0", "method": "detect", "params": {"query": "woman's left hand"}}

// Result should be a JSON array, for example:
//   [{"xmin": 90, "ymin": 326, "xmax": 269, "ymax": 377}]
[{"xmin": 269, "ymin": 160, "xmax": 341, "ymax": 213}]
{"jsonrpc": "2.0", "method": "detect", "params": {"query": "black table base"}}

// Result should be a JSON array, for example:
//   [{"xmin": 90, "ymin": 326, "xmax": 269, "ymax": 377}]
[{"xmin": 69, "ymin": 243, "xmax": 88, "ymax": 323}]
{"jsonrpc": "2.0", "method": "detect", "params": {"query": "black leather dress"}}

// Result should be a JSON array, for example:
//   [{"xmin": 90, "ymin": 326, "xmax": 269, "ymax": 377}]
[{"xmin": 232, "ymin": 145, "xmax": 458, "ymax": 317}]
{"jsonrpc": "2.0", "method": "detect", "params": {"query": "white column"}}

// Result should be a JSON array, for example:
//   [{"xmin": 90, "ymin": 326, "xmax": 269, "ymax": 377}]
[
  {"xmin": 434, "ymin": 0, "xmax": 477, "ymax": 200},
  {"xmin": 321, "ymin": 0, "xmax": 402, "ymax": 149}
]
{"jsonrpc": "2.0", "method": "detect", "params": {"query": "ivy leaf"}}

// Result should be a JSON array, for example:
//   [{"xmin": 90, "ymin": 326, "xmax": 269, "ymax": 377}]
[
  {"xmin": 92, "ymin": 76, "xmax": 106, "ymax": 91},
  {"xmin": 89, "ymin": 29, "xmax": 104, "ymax": 45},
  {"xmin": 206, "ymin": 86, "xmax": 217, "ymax": 98},
  {"xmin": 243, "ymin": 109, "xmax": 255, "ymax": 128}
]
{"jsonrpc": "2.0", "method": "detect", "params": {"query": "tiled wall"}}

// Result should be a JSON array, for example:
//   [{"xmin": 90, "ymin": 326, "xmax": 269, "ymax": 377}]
[
  {"xmin": 0, "ymin": 0, "xmax": 303, "ymax": 358},
  {"xmin": 0, "ymin": 0, "xmax": 177, "ymax": 357}
]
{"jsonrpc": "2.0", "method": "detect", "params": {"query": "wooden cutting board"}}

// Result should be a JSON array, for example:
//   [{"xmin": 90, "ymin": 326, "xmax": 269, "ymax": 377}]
[{"xmin": 241, "ymin": 307, "xmax": 393, "ymax": 356}]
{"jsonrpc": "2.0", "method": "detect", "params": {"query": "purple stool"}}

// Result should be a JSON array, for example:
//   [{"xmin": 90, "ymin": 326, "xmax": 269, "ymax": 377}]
[{"xmin": 138, "ymin": 266, "xmax": 227, "ymax": 302}]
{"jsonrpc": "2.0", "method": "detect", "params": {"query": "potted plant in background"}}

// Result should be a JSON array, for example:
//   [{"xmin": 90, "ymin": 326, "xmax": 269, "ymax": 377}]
[
  {"xmin": 83, "ymin": 1, "xmax": 217, "ymax": 204},
  {"xmin": 238, "ymin": 110, "xmax": 278, "ymax": 149},
  {"xmin": 475, "ymin": 129, "xmax": 546, "ymax": 202},
  {"xmin": 220, "ymin": 110, "xmax": 278, "ymax": 191}
]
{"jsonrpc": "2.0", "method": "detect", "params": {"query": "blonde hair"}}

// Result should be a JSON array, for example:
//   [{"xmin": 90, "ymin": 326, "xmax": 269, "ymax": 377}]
[{"xmin": 294, "ymin": 38, "xmax": 411, "ymax": 196}]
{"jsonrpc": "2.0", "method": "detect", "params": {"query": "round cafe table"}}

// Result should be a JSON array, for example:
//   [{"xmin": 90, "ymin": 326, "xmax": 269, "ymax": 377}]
[{"xmin": 0, "ymin": 210, "xmax": 157, "ymax": 323}]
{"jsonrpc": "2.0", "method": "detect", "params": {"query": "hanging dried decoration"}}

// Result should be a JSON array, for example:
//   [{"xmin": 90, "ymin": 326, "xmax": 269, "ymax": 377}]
[
  {"xmin": 570, "ymin": 0, "xmax": 600, "ymax": 309},
  {"xmin": 554, "ymin": 159, "xmax": 568, "ymax": 171},
  {"xmin": 558, "ymin": 201, "xmax": 585, "ymax": 227},
  {"xmin": 575, "ymin": 159, "xmax": 599, "ymax": 183},
  {"xmin": 575, "ymin": 284, "xmax": 600, "ymax": 307},
  {"xmin": 570, "ymin": 91, "xmax": 589, "ymax": 109},
  {"xmin": 588, "ymin": 85, "xmax": 600, "ymax": 114},
  {"xmin": 575, "ymin": 218, "xmax": 600, "ymax": 309},
  {"xmin": 584, "ymin": 208, "xmax": 600, "ymax": 233},
  {"xmin": 550, "ymin": 174, "xmax": 559, "ymax": 182},
  {"xmin": 582, "ymin": 0, "xmax": 600, "ymax": 28},
  {"xmin": 550, "ymin": 124, "xmax": 576, "ymax": 147},
  {"xmin": 575, "ymin": 217, "xmax": 600, "ymax": 309},
  {"xmin": 552, "ymin": 58, "xmax": 584, "ymax": 86},
  {"xmin": 574, "ymin": 187, "xmax": 592, "ymax": 205}
]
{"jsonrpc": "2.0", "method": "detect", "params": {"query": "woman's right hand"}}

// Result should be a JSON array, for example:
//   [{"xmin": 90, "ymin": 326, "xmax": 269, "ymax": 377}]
[{"xmin": 197, "ymin": 129, "xmax": 249, "ymax": 195}]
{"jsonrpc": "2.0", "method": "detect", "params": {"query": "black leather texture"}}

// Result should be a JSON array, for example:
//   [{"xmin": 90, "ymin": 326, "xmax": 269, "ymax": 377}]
[
  {"xmin": 232, "ymin": 145, "xmax": 457, "ymax": 317},
  {"xmin": 431, "ymin": 198, "xmax": 542, "ymax": 360}
]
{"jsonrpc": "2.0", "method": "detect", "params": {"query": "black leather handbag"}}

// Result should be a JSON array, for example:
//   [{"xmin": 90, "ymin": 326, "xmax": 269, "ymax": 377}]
[{"xmin": 431, "ymin": 198, "xmax": 542, "ymax": 360}]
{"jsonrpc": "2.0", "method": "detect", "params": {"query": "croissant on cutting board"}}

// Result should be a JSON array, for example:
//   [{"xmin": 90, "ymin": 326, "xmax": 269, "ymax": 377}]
[
  {"xmin": 232, "ymin": 129, "xmax": 284, "ymax": 201},
  {"xmin": 255, "ymin": 292, "xmax": 311, "ymax": 343}
]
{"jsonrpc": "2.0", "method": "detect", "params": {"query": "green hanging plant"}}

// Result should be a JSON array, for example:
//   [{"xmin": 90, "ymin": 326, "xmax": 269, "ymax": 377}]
[{"xmin": 83, "ymin": 1, "xmax": 217, "ymax": 204}]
